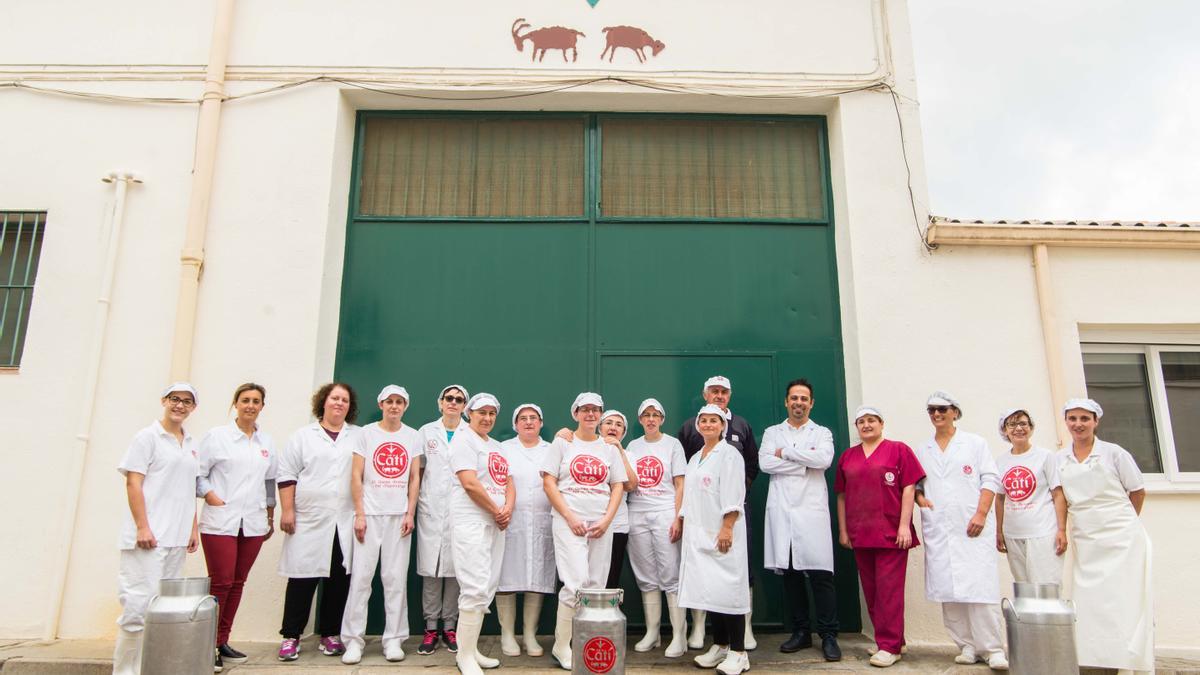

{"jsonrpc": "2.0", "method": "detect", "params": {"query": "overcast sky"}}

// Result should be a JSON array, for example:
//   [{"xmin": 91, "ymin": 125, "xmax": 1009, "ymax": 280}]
[{"xmin": 907, "ymin": 1, "xmax": 1199, "ymax": 222}]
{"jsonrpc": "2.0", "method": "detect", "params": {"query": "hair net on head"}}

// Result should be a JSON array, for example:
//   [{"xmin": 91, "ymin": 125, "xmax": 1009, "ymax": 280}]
[
  {"xmin": 377, "ymin": 384, "xmax": 410, "ymax": 403},
  {"xmin": 161, "ymin": 381, "xmax": 198, "ymax": 404},
  {"xmin": 438, "ymin": 384, "xmax": 470, "ymax": 407},
  {"xmin": 637, "ymin": 398, "xmax": 665, "ymax": 419},
  {"xmin": 997, "ymin": 407, "xmax": 1032, "ymax": 442},
  {"xmin": 1062, "ymin": 398, "xmax": 1103, "ymax": 419},
  {"xmin": 464, "ymin": 393, "xmax": 500, "ymax": 421},
  {"xmin": 600, "ymin": 410, "xmax": 628, "ymax": 440},
  {"xmin": 511, "ymin": 403, "xmax": 544, "ymax": 432},
  {"xmin": 571, "ymin": 392, "xmax": 604, "ymax": 415},
  {"xmin": 854, "ymin": 405, "xmax": 883, "ymax": 423},
  {"xmin": 927, "ymin": 390, "xmax": 962, "ymax": 418},
  {"xmin": 694, "ymin": 404, "xmax": 730, "ymax": 432}
]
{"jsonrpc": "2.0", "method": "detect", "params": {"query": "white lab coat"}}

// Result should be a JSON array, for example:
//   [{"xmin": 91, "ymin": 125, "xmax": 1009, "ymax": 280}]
[
  {"xmin": 197, "ymin": 422, "xmax": 277, "ymax": 537},
  {"xmin": 416, "ymin": 418, "xmax": 459, "ymax": 577},
  {"xmin": 276, "ymin": 422, "xmax": 358, "ymax": 578},
  {"xmin": 677, "ymin": 441, "xmax": 750, "ymax": 615},
  {"xmin": 914, "ymin": 430, "xmax": 1001, "ymax": 604},
  {"xmin": 758, "ymin": 419, "xmax": 835, "ymax": 573},
  {"xmin": 498, "ymin": 437, "xmax": 556, "ymax": 594}
]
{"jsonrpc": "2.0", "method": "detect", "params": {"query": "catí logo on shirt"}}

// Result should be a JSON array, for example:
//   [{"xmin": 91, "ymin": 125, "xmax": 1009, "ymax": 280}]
[
  {"xmin": 260, "ymin": 448, "xmax": 269, "ymax": 459},
  {"xmin": 636, "ymin": 456, "xmax": 665, "ymax": 488},
  {"xmin": 488, "ymin": 452, "xmax": 509, "ymax": 486},
  {"xmin": 962, "ymin": 464, "xmax": 974, "ymax": 476},
  {"xmin": 570, "ymin": 454, "xmax": 608, "ymax": 486},
  {"xmin": 372, "ymin": 442, "xmax": 410, "ymax": 479},
  {"xmin": 1002, "ymin": 465, "xmax": 1037, "ymax": 502}
]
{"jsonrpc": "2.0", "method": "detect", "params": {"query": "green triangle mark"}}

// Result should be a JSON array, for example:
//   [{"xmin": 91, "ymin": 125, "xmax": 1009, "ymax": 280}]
[{"xmin": 586, "ymin": 0, "xmax": 600, "ymax": 6}]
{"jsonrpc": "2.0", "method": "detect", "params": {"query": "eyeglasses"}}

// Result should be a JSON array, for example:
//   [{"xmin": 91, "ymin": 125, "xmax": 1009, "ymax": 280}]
[
  {"xmin": 1005, "ymin": 421, "xmax": 1031, "ymax": 430},
  {"xmin": 927, "ymin": 406, "xmax": 950, "ymax": 414},
  {"xmin": 577, "ymin": 405, "xmax": 603, "ymax": 414},
  {"xmin": 167, "ymin": 395, "xmax": 196, "ymax": 409},
  {"xmin": 442, "ymin": 395, "xmax": 466, "ymax": 404}
]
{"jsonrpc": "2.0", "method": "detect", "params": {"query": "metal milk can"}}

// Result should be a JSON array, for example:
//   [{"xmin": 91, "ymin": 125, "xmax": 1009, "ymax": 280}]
[
  {"xmin": 573, "ymin": 588, "xmax": 625, "ymax": 675},
  {"xmin": 141, "ymin": 577, "xmax": 218, "ymax": 675},
  {"xmin": 1002, "ymin": 582, "xmax": 1079, "ymax": 675}
]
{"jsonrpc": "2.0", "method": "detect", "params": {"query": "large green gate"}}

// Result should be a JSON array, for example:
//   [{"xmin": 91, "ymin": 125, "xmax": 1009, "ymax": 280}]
[{"xmin": 334, "ymin": 112, "xmax": 857, "ymax": 635}]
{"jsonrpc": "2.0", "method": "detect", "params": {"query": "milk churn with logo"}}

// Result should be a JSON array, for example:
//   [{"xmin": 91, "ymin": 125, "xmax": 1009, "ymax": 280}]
[
  {"xmin": 1002, "ymin": 582, "xmax": 1078, "ymax": 675},
  {"xmin": 141, "ymin": 577, "xmax": 218, "ymax": 675},
  {"xmin": 573, "ymin": 588, "xmax": 626, "ymax": 675}
]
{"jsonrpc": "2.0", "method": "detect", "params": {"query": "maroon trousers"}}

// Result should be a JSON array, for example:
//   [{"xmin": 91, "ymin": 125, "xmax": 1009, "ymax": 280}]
[
  {"xmin": 853, "ymin": 547, "xmax": 909, "ymax": 654},
  {"xmin": 201, "ymin": 530, "xmax": 266, "ymax": 645}
]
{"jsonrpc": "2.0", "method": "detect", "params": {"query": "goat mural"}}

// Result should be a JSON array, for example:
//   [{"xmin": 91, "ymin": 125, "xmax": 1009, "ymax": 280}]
[
  {"xmin": 511, "ymin": 18, "xmax": 586, "ymax": 62},
  {"xmin": 600, "ymin": 26, "xmax": 666, "ymax": 63}
]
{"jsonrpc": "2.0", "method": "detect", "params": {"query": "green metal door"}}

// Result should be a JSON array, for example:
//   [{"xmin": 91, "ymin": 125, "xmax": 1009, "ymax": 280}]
[{"xmin": 335, "ymin": 113, "xmax": 857, "ymax": 635}]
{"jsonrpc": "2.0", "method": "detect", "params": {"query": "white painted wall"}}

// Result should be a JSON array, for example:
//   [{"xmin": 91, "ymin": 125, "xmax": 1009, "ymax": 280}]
[{"xmin": 1, "ymin": 0, "xmax": 1195, "ymax": 658}]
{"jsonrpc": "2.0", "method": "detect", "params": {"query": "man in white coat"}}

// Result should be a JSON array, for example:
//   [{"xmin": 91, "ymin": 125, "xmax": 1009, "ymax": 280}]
[
  {"xmin": 758, "ymin": 378, "xmax": 841, "ymax": 661},
  {"xmin": 914, "ymin": 391, "xmax": 1008, "ymax": 671}
]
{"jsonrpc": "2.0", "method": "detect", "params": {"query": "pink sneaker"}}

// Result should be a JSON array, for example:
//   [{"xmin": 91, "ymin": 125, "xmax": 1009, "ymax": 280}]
[
  {"xmin": 319, "ymin": 635, "xmax": 346, "ymax": 656},
  {"xmin": 277, "ymin": 638, "xmax": 300, "ymax": 661}
]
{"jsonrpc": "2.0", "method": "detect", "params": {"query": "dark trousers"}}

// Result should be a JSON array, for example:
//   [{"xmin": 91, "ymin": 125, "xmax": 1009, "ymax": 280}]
[
  {"xmin": 710, "ymin": 612, "xmax": 746, "ymax": 652},
  {"xmin": 279, "ymin": 533, "xmax": 350, "ymax": 639},
  {"xmin": 783, "ymin": 564, "xmax": 838, "ymax": 638},
  {"xmin": 606, "ymin": 532, "xmax": 629, "ymax": 588},
  {"xmin": 201, "ymin": 530, "xmax": 266, "ymax": 645}
]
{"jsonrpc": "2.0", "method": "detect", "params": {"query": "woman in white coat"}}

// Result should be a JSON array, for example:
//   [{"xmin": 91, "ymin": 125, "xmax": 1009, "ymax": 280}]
[
  {"xmin": 416, "ymin": 384, "xmax": 469, "ymax": 655},
  {"xmin": 1057, "ymin": 398, "xmax": 1152, "ymax": 673},
  {"xmin": 993, "ymin": 408, "xmax": 1067, "ymax": 585},
  {"xmin": 678, "ymin": 405, "xmax": 751, "ymax": 675},
  {"xmin": 625, "ymin": 398, "xmax": 688, "ymax": 657},
  {"xmin": 914, "ymin": 391, "xmax": 1007, "ymax": 671},
  {"xmin": 449, "ymin": 393, "xmax": 516, "ymax": 675},
  {"xmin": 113, "ymin": 383, "xmax": 201, "ymax": 675},
  {"xmin": 275, "ymin": 382, "xmax": 360, "ymax": 661},
  {"xmin": 541, "ymin": 392, "xmax": 629, "ymax": 670},
  {"xmin": 495, "ymin": 403, "xmax": 555, "ymax": 657}
]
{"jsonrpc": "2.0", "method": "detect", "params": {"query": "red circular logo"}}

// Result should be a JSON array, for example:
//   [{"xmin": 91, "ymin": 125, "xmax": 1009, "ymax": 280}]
[
  {"xmin": 570, "ymin": 454, "xmax": 608, "ymax": 486},
  {"xmin": 582, "ymin": 636, "xmax": 617, "ymax": 674},
  {"xmin": 962, "ymin": 464, "xmax": 973, "ymax": 475},
  {"xmin": 372, "ymin": 442, "xmax": 409, "ymax": 479},
  {"xmin": 488, "ymin": 452, "xmax": 509, "ymax": 486},
  {"xmin": 636, "ymin": 455, "xmax": 665, "ymax": 488},
  {"xmin": 1002, "ymin": 465, "xmax": 1037, "ymax": 502},
  {"xmin": 260, "ymin": 448, "xmax": 269, "ymax": 459},
  {"xmin": 883, "ymin": 470, "xmax": 897, "ymax": 485}
]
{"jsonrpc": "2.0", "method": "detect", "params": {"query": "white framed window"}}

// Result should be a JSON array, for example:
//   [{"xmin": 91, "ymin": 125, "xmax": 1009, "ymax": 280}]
[{"xmin": 1081, "ymin": 342, "xmax": 1200, "ymax": 485}]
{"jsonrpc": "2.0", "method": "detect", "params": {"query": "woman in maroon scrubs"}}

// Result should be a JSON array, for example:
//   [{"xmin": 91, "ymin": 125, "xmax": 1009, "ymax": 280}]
[{"xmin": 834, "ymin": 406, "xmax": 925, "ymax": 668}]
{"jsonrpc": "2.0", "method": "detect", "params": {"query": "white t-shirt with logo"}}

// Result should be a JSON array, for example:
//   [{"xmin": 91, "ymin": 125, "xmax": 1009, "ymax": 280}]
[
  {"xmin": 354, "ymin": 422, "xmax": 423, "ymax": 516},
  {"xmin": 997, "ymin": 446, "xmax": 1061, "ymax": 539},
  {"xmin": 540, "ymin": 436, "xmax": 629, "ymax": 521},
  {"xmin": 449, "ymin": 428, "xmax": 509, "ymax": 524},
  {"xmin": 625, "ymin": 435, "xmax": 688, "ymax": 513}
]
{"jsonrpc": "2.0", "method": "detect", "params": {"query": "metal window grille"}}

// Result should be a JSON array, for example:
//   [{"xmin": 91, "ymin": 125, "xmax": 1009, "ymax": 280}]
[{"xmin": 0, "ymin": 211, "xmax": 46, "ymax": 367}]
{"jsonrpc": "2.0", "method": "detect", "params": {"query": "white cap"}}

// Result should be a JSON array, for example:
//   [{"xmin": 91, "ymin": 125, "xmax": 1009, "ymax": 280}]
[
  {"xmin": 637, "ymin": 398, "xmax": 666, "ymax": 418},
  {"xmin": 854, "ymin": 405, "xmax": 883, "ymax": 422},
  {"xmin": 704, "ymin": 375, "xmax": 732, "ymax": 391},
  {"xmin": 466, "ymin": 392, "xmax": 500, "ymax": 413},
  {"xmin": 438, "ymin": 384, "xmax": 470, "ymax": 406},
  {"xmin": 377, "ymin": 384, "xmax": 410, "ymax": 403},
  {"xmin": 997, "ymin": 407, "xmax": 1029, "ymax": 441},
  {"xmin": 694, "ymin": 404, "xmax": 731, "ymax": 432},
  {"xmin": 1062, "ymin": 398, "xmax": 1103, "ymax": 419},
  {"xmin": 600, "ymin": 410, "xmax": 628, "ymax": 440},
  {"xmin": 161, "ymin": 381, "xmax": 198, "ymax": 404},
  {"xmin": 571, "ymin": 392, "xmax": 604, "ymax": 414},
  {"xmin": 927, "ymin": 390, "xmax": 962, "ymax": 417},
  {"xmin": 511, "ymin": 403, "xmax": 544, "ymax": 431}
]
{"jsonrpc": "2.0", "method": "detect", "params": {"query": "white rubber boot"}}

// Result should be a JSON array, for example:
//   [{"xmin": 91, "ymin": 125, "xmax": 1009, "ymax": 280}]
[
  {"xmin": 551, "ymin": 602, "xmax": 574, "ymax": 670},
  {"xmin": 688, "ymin": 608, "xmax": 706, "ymax": 649},
  {"xmin": 744, "ymin": 588, "xmax": 757, "ymax": 651},
  {"xmin": 664, "ymin": 592, "xmax": 687, "ymax": 658},
  {"xmin": 522, "ymin": 593, "xmax": 545, "ymax": 657},
  {"xmin": 455, "ymin": 610, "xmax": 485, "ymax": 675},
  {"xmin": 495, "ymin": 593, "xmax": 520, "ymax": 656},
  {"xmin": 112, "ymin": 627, "xmax": 143, "ymax": 675},
  {"xmin": 635, "ymin": 590, "xmax": 662, "ymax": 652}
]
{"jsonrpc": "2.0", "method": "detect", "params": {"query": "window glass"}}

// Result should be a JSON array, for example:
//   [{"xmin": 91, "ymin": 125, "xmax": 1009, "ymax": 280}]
[
  {"xmin": 1081, "ymin": 352, "xmax": 1162, "ymax": 472},
  {"xmin": 0, "ymin": 211, "xmax": 46, "ymax": 367},
  {"xmin": 1162, "ymin": 351, "xmax": 1200, "ymax": 472}
]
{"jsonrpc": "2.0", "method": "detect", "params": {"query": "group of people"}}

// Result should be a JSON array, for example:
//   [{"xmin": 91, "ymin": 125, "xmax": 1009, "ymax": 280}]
[{"xmin": 112, "ymin": 375, "xmax": 1155, "ymax": 675}]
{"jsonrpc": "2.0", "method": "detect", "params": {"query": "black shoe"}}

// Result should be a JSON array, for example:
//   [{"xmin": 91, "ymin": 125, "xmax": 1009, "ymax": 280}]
[
  {"xmin": 213, "ymin": 649, "xmax": 224, "ymax": 673},
  {"xmin": 217, "ymin": 643, "xmax": 248, "ymax": 661},
  {"xmin": 821, "ymin": 635, "xmax": 842, "ymax": 662},
  {"xmin": 780, "ymin": 631, "xmax": 812, "ymax": 653}
]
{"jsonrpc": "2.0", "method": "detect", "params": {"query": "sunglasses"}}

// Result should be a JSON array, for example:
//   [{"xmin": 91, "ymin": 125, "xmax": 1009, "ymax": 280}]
[
  {"xmin": 442, "ymin": 395, "xmax": 466, "ymax": 404},
  {"xmin": 927, "ymin": 406, "xmax": 951, "ymax": 414}
]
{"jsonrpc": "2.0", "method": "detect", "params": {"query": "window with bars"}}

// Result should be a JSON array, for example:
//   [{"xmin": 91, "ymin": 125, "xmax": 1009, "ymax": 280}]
[{"xmin": 0, "ymin": 211, "xmax": 46, "ymax": 367}]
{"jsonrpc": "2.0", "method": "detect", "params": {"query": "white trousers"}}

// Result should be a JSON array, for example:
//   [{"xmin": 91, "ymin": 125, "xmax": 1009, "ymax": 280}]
[
  {"xmin": 453, "ymin": 520, "xmax": 504, "ymax": 613},
  {"xmin": 341, "ymin": 515, "xmax": 413, "ymax": 650},
  {"xmin": 552, "ymin": 516, "xmax": 612, "ymax": 608},
  {"xmin": 942, "ymin": 602, "xmax": 1004, "ymax": 656},
  {"xmin": 116, "ymin": 547, "xmax": 187, "ymax": 631},
  {"xmin": 628, "ymin": 509, "xmax": 681, "ymax": 593},
  {"xmin": 1004, "ymin": 535, "xmax": 1063, "ymax": 586}
]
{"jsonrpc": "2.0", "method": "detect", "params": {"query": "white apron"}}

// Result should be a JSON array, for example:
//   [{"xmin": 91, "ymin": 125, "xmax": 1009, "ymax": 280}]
[
  {"xmin": 759, "ymin": 420, "xmax": 835, "ymax": 573},
  {"xmin": 916, "ymin": 432, "xmax": 1001, "ymax": 604},
  {"xmin": 416, "ymin": 419, "xmax": 458, "ymax": 577},
  {"xmin": 277, "ymin": 423, "xmax": 357, "ymax": 578},
  {"xmin": 677, "ymin": 441, "xmax": 750, "ymax": 615},
  {"xmin": 1061, "ymin": 458, "xmax": 1154, "ymax": 671},
  {"xmin": 498, "ymin": 438, "xmax": 556, "ymax": 593}
]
